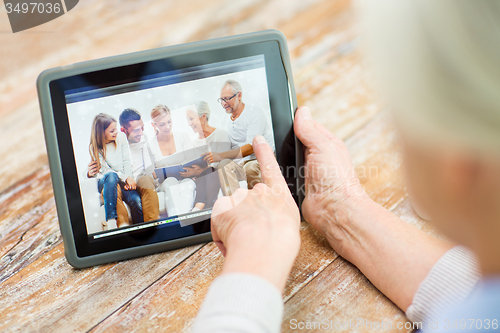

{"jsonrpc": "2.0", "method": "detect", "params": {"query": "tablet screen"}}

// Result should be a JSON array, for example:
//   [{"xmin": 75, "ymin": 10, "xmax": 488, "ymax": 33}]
[
  {"xmin": 66, "ymin": 54, "xmax": 275, "ymax": 238},
  {"xmin": 48, "ymin": 40, "xmax": 297, "ymax": 257}
]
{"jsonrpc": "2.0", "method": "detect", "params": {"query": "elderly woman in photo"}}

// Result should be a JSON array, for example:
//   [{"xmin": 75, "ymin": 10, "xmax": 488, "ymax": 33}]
[
  {"xmin": 185, "ymin": 101, "xmax": 231, "ymax": 157},
  {"xmin": 192, "ymin": 99, "xmax": 257, "ymax": 196},
  {"xmin": 184, "ymin": 101, "xmax": 240, "ymax": 203}
]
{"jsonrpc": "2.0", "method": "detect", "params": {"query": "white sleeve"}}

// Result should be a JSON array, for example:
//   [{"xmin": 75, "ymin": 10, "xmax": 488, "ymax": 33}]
[
  {"xmin": 215, "ymin": 128, "xmax": 231, "ymax": 144},
  {"xmin": 211, "ymin": 128, "xmax": 232, "ymax": 153},
  {"xmin": 98, "ymin": 154, "xmax": 112, "ymax": 178},
  {"xmin": 191, "ymin": 273, "xmax": 284, "ymax": 333},
  {"xmin": 406, "ymin": 246, "xmax": 480, "ymax": 324}
]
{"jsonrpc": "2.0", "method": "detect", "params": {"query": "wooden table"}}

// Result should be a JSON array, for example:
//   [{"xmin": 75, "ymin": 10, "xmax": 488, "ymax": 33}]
[{"xmin": 0, "ymin": 0, "xmax": 439, "ymax": 331}]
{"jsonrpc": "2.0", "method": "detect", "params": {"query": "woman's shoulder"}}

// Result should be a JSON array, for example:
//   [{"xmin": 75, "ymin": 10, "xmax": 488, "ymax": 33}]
[
  {"xmin": 211, "ymin": 127, "xmax": 230, "ymax": 141},
  {"xmin": 208, "ymin": 128, "xmax": 231, "ymax": 152},
  {"xmin": 105, "ymin": 132, "xmax": 127, "ymax": 152}
]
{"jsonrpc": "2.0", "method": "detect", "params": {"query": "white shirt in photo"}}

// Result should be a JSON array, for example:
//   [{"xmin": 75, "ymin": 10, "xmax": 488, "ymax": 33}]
[
  {"xmin": 149, "ymin": 131, "xmax": 194, "ymax": 167},
  {"xmin": 225, "ymin": 104, "xmax": 275, "ymax": 162},
  {"xmin": 129, "ymin": 134, "xmax": 154, "ymax": 180},
  {"xmin": 192, "ymin": 127, "xmax": 232, "ymax": 168}
]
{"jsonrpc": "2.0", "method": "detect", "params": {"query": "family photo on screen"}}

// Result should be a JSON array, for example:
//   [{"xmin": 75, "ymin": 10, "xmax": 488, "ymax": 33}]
[{"xmin": 68, "ymin": 71, "xmax": 275, "ymax": 234}]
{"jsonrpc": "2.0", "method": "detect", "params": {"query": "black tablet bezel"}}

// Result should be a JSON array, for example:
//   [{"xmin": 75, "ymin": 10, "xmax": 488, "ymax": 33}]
[{"xmin": 47, "ymin": 39, "xmax": 298, "ymax": 258}]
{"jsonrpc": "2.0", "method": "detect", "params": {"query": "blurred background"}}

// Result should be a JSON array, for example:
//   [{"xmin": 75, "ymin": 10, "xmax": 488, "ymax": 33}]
[
  {"xmin": 2, "ymin": 2, "xmax": 424, "ymax": 332},
  {"xmin": 0, "ymin": 0, "xmax": 381, "ymax": 195}
]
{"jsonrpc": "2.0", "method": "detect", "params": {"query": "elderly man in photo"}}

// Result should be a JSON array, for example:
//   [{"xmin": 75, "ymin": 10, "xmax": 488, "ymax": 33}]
[
  {"xmin": 119, "ymin": 108, "xmax": 160, "ymax": 222},
  {"xmin": 206, "ymin": 80, "xmax": 275, "ymax": 191}
]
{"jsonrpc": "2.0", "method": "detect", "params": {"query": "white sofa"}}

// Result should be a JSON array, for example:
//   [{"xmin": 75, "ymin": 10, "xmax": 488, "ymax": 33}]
[{"xmin": 79, "ymin": 177, "xmax": 165, "ymax": 234}]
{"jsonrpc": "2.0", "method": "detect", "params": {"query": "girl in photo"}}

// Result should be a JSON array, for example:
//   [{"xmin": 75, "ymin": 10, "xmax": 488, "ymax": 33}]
[{"xmin": 87, "ymin": 113, "xmax": 143, "ymax": 230}]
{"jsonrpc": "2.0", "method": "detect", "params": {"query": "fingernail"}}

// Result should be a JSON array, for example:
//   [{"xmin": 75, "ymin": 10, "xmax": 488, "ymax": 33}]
[
  {"xmin": 255, "ymin": 135, "xmax": 266, "ymax": 144},
  {"xmin": 301, "ymin": 107, "xmax": 311, "ymax": 120}
]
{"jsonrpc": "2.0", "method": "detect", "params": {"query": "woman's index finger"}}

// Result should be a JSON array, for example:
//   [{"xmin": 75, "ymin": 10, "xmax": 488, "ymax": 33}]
[{"xmin": 252, "ymin": 136, "xmax": 289, "ymax": 191}]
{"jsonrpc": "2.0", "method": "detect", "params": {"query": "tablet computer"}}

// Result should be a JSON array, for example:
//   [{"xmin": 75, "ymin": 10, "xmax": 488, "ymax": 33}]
[{"xmin": 37, "ymin": 30, "xmax": 303, "ymax": 268}]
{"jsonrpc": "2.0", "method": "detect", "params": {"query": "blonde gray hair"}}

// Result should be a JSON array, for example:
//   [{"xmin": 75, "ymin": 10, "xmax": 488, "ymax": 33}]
[
  {"xmin": 194, "ymin": 101, "xmax": 211, "ymax": 121},
  {"xmin": 361, "ymin": 0, "xmax": 500, "ymax": 153},
  {"xmin": 222, "ymin": 80, "xmax": 242, "ymax": 94}
]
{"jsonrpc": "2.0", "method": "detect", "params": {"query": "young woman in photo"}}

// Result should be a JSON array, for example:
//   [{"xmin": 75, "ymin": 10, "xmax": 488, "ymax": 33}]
[{"xmin": 149, "ymin": 104, "xmax": 205, "ymax": 214}]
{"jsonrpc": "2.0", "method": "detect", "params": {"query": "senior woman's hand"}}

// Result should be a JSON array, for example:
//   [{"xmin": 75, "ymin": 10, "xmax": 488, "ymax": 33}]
[
  {"xmin": 179, "ymin": 165, "xmax": 205, "ymax": 178},
  {"xmin": 293, "ymin": 106, "xmax": 368, "ymax": 260},
  {"xmin": 211, "ymin": 135, "xmax": 301, "ymax": 291},
  {"xmin": 202, "ymin": 152, "xmax": 223, "ymax": 164},
  {"xmin": 294, "ymin": 106, "xmax": 453, "ymax": 311}
]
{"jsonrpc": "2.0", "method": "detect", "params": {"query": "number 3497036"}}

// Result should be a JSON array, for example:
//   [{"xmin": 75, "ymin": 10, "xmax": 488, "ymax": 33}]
[{"xmin": 5, "ymin": 2, "xmax": 62, "ymax": 14}]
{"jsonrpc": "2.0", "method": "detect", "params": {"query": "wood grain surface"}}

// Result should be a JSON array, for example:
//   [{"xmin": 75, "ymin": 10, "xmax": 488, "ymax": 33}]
[{"xmin": 0, "ymin": 0, "xmax": 440, "ymax": 332}]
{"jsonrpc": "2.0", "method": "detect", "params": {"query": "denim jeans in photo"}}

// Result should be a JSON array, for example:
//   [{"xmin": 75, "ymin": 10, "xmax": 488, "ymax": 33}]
[{"xmin": 97, "ymin": 172, "xmax": 144, "ymax": 224}]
